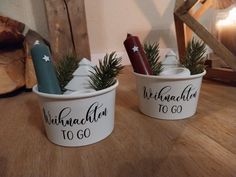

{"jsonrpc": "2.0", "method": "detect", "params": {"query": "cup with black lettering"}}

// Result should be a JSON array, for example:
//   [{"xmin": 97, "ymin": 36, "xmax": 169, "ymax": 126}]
[
  {"xmin": 134, "ymin": 71, "xmax": 206, "ymax": 120},
  {"xmin": 33, "ymin": 80, "xmax": 118, "ymax": 147}
]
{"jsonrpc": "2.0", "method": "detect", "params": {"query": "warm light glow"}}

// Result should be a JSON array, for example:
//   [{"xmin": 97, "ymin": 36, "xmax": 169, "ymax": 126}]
[{"xmin": 216, "ymin": 7, "xmax": 236, "ymax": 27}]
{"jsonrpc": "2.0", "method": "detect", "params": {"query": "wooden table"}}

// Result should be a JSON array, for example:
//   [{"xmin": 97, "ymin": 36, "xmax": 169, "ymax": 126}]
[{"xmin": 0, "ymin": 66, "xmax": 236, "ymax": 177}]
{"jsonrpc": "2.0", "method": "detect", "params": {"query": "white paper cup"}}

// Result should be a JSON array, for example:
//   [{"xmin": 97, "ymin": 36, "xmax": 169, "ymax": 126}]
[
  {"xmin": 33, "ymin": 81, "xmax": 118, "ymax": 147},
  {"xmin": 134, "ymin": 71, "xmax": 206, "ymax": 120}
]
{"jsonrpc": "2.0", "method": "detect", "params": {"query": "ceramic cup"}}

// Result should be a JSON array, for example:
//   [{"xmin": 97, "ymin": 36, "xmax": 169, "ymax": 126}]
[{"xmin": 33, "ymin": 81, "xmax": 118, "ymax": 147}]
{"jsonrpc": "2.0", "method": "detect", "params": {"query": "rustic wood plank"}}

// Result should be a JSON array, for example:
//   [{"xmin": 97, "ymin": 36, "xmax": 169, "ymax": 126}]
[
  {"xmin": 44, "ymin": 0, "xmax": 90, "ymax": 62},
  {"xmin": 44, "ymin": 0, "xmax": 75, "ymax": 62},
  {"xmin": 66, "ymin": 0, "xmax": 90, "ymax": 60},
  {"xmin": 0, "ymin": 66, "xmax": 236, "ymax": 176}
]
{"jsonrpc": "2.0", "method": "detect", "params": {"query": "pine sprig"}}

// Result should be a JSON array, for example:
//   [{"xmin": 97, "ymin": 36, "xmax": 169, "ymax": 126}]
[
  {"xmin": 181, "ymin": 38, "xmax": 206, "ymax": 75},
  {"xmin": 144, "ymin": 42, "xmax": 163, "ymax": 75},
  {"xmin": 89, "ymin": 52, "xmax": 124, "ymax": 90},
  {"xmin": 56, "ymin": 55, "xmax": 78, "ymax": 92}
]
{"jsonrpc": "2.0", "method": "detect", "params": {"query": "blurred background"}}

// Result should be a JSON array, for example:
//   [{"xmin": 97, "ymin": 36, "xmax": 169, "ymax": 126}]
[{"xmin": 0, "ymin": 0, "xmax": 215, "ymax": 63}]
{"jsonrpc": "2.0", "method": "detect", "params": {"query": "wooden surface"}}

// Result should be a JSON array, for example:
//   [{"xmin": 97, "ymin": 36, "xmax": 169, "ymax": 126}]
[
  {"xmin": 44, "ymin": 0, "xmax": 90, "ymax": 61},
  {"xmin": 0, "ymin": 66, "xmax": 236, "ymax": 177}
]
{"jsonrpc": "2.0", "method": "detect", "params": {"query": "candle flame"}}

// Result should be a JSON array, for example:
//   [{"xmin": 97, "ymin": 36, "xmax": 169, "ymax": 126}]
[{"xmin": 216, "ymin": 7, "xmax": 236, "ymax": 27}]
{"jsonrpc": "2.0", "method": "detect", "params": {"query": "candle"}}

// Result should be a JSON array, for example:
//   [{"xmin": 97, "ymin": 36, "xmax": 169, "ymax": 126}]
[
  {"xmin": 31, "ymin": 40, "xmax": 62, "ymax": 94},
  {"xmin": 123, "ymin": 34, "xmax": 153, "ymax": 75},
  {"xmin": 216, "ymin": 7, "xmax": 236, "ymax": 56}
]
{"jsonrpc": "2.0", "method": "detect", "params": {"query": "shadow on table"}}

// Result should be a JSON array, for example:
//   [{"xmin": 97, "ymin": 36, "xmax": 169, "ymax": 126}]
[{"xmin": 0, "ymin": 156, "xmax": 7, "ymax": 177}]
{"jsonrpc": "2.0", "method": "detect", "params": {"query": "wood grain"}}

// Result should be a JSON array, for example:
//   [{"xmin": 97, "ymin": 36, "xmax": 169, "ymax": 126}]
[
  {"xmin": 44, "ymin": 0, "xmax": 75, "ymax": 62},
  {"xmin": 0, "ymin": 49, "xmax": 25, "ymax": 94},
  {"xmin": 185, "ymin": 0, "xmax": 212, "ymax": 43},
  {"xmin": 66, "ymin": 0, "xmax": 90, "ymax": 60},
  {"xmin": 193, "ymin": 0, "xmax": 212, "ymax": 19},
  {"xmin": 44, "ymin": 0, "xmax": 90, "ymax": 62},
  {"xmin": 0, "ymin": 66, "xmax": 236, "ymax": 177}
]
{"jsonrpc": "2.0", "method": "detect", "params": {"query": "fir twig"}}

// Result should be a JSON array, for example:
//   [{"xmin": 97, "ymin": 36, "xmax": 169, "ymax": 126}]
[
  {"xmin": 89, "ymin": 52, "xmax": 124, "ymax": 90},
  {"xmin": 144, "ymin": 42, "xmax": 163, "ymax": 75},
  {"xmin": 56, "ymin": 55, "xmax": 78, "ymax": 92},
  {"xmin": 181, "ymin": 38, "xmax": 206, "ymax": 75}
]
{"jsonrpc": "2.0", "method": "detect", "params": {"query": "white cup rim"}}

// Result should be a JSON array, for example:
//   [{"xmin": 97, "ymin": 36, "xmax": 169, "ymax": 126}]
[
  {"xmin": 134, "ymin": 70, "xmax": 206, "ymax": 80},
  {"xmin": 33, "ymin": 79, "xmax": 119, "ymax": 100}
]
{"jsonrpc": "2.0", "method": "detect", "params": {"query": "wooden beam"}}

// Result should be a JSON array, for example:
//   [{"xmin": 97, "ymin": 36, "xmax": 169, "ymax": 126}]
[
  {"xmin": 66, "ymin": 0, "xmax": 90, "ymax": 60},
  {"xmin": 186, "ymin": 0, "xmax": 212, "ymax": 44},
  {"xmin": 193, "ymin": 0, "xmax": 212, "ymax": 19},
  {"xmin": 185, "ymin": 8, "xmax": 194, "ymax": 44},
  {"xmin": 44, "ymin": 0, "xmax": 75, "ymax": 62},
  {"xmin": 175, "ymin": 11, "xmax": 236, "ymax": 71},
  {"xmin": 44, "ymin": 0, "xmax": 90, "ymax": 62},
  {"xmin": 174, "ymin": 0, "xmax": 198, "ymax": 58},
  {"xmin": 205, "ymin": 68, "xmax": 236, "ymax": 83}
]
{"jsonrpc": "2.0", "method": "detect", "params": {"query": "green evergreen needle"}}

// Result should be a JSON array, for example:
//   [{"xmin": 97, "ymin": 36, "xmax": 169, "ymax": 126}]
[
  {"xmin": 181, "ymin": 38, "xmax": 206, "ymax": 75},
  {"xmin": 56, "ymin": 55, "xmax": 79, "ymax": 92},
  {"xmin": 144, "ymin": 42, "xmax": 163, "ymax": 75},
  {"xmin": 89, "ymin": 52, "xmax": 124, "ymax": 90}
]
